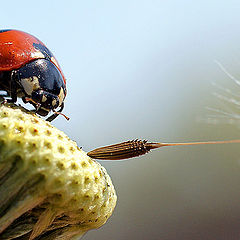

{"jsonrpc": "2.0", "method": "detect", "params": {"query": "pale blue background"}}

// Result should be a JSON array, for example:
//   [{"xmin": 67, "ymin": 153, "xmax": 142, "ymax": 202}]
[{"xmin": 2, "ymin": 1, "xmax": 240, "ymax": 239}]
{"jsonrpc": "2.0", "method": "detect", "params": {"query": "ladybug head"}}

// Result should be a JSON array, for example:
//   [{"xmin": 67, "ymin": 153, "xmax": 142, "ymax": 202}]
[
  {"xmin": 15, "ymin": 59, "xmax": 66, "ymax": 118},
  {"xmin": 30, "ymin": 90, "xmax": 60, "ymax": 116}
]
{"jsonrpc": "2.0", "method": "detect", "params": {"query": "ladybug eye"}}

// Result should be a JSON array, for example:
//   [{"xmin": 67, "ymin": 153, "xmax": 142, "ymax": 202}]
[{"xmin": 31, "ymin": 91, "xmax": 42, "ymax": 102}]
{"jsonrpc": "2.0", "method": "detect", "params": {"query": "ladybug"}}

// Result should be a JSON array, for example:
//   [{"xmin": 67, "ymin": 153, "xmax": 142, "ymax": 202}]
[{"xmin": 0, "ymin": 29, "xmax": 67, "ymax": 121}]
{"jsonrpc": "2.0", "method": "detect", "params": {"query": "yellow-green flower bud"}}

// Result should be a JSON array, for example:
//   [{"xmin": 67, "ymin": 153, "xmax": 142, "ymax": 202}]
[{"xmin": 0, "ymin": 104, "xmax": 117, "ymax": 240}]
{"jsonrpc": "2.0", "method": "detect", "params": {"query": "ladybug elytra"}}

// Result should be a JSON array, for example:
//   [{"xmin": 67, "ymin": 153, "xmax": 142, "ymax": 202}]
[{"xmin": 0, "ymin": 29, "xmax": 67, "ymax": 121}]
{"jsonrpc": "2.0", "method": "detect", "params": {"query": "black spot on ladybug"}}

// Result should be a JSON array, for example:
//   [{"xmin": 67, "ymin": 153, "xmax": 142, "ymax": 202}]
[
  {"xmin": 0, "ymin": 29, "xmax": 11, "ymax": 34},
  {"xmin": 33, "ymin": 43, "xmax": 54, "ymax": 61}
]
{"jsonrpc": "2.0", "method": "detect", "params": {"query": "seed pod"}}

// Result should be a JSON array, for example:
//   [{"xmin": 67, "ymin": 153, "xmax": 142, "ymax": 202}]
[{"xmin": 0, "ymin": 104, "xmax": 117, "ymax": 240}]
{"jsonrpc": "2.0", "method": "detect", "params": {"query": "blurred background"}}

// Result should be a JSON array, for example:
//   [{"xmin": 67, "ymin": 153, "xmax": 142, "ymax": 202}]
[{"xmin": 2, "ymin": 0, "xmax": 240, "ymax": 239}]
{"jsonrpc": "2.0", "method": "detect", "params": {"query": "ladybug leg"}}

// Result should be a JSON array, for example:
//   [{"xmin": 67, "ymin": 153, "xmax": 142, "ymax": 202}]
[
  {"xmin": 7, "ymin": 92, "xmax": 17, "ymax": 103},
  {"xmin": 0, "ymin": 91, "xmax": 16, "ymax": 104},
  {"xmin": 0, "ymin": 91, "xmax": 7, "ymax": 99},
  {"xmin": 7, "ymin": 70, "xmax": 18, "ymax": 103},
  {"xmin": 0, "ymin": 95, "xmax": 7, "ymax": 104},
  {"xmin": 0, "ymin": 71, "xmax": 16, "ymax": 103},
  {"xmin": 46, "ymin": 103, "xmax": 65, "ymax": 122}
]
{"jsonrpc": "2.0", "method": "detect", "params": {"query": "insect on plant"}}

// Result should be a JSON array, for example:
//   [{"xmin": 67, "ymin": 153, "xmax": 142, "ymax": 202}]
[
  {"xmin": 0, "ymin": 29, "xmax": 68, "ymax": 122},
  {"xmin": 1, "ymin": 29, "xmax": 239, "ymax": 160}
]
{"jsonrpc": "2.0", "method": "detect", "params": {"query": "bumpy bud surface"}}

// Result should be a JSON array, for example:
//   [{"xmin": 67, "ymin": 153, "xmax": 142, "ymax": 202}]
[{"xmin": 0, "ymin": 104, "xmax": 117, "ymax": 240}]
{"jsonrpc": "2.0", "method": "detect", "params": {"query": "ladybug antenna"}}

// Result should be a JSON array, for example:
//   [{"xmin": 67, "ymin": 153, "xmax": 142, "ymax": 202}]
[
  {"xmin": 24, "ymin": 97, "xmax": 41, "ymax": 110},
  {"xmin": 87, "ymin": 139, "xmax": 240, "ymax": 160},
  {"xmin": 46, "ymin": 103, "xmax": 69, "ymax": 122},
  {"xmin": 52, "ymin": 109, "xmax": 70, "ymax": 121}
]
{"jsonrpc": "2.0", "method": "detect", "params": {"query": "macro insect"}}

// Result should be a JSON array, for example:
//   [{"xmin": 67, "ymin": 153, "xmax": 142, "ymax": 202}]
[
  {"xmin": 0, "ymin": 29, "xmax": 67, "ymax": 121},
  {"xmin": 0, "ymin": 30, "xmax": 238, "ymax": 159}
]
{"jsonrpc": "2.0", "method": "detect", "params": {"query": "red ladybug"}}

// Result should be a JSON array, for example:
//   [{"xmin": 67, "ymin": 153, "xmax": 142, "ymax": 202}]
[{"xmin": 0, "ymin": 29, "xmax": 67, "ymax": 121}]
